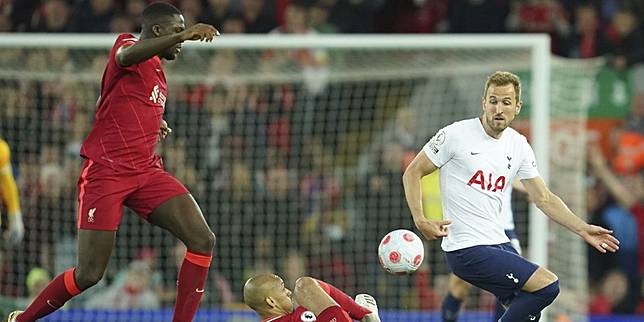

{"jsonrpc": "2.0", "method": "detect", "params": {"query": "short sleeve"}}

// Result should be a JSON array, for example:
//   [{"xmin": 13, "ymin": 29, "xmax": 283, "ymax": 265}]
[
  {"xmin": 422, "ymin": 126, "xmax": 455, "ymax": 168},
  {"xmin": 517, "ymin": 139, "xmax": 540, "ymax": 180},
  {"xmin": 112, "ymin": 34, "xmax": 138, "ymax": 72}
]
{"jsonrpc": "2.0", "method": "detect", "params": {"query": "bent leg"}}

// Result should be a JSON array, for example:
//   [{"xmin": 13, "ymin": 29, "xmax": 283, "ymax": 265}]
[
  {"xmin": 294, "ymin": 277, "xmax": 341, "ymax": 317},
  {"xmin": 148, "ymin": 193, "xmax": 215, "ymax": 254},
  {"xmin": 500, "ymin": 267, "xmax": 560, "ymax": 321}
]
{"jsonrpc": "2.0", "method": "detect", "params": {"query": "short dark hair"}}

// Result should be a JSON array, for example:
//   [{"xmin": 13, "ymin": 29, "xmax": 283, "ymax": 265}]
[
  {"xmin": 142, "ymin": 1, "xmax": 182, "ymax": 26},
  {"xmin": 484, "ymin": 71, "xmax": 521, "ymax": 102}
]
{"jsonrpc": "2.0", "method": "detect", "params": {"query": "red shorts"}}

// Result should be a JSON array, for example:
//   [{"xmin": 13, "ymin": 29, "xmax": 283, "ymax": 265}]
[
  {"xmin": 76, "ymin": 159, "xmax": 189, "ymax": 231},
  {"xmin": 316, "ymin": 306, "xmax": 351, "ymax": 322}
]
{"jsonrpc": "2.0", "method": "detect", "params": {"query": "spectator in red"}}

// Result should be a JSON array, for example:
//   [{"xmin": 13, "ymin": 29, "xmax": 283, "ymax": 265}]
[
  {"xmin": 562, "ymin": 3, "xmax": 607, "ymax": 58},
  {"xmin": 506, "ymin": 0, "xmax": 571, "ymax": 54}
]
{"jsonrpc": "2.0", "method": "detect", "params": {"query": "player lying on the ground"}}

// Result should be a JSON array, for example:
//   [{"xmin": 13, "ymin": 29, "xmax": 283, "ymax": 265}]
[{"xmin": 243, "ymin": 274, "xmax": 380, "ymax": 322}]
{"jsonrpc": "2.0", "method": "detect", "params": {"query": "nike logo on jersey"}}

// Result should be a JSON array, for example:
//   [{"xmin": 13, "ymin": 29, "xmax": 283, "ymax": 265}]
[
  {"xmin": 196, "ymin": 288, "xmax": 205, "ymax": 293},
  {"xmin": 88, "ymin": 208, "xmax": 96, "ymax": 223},
  {"xmin": 528, "ymin": 315, "xmax": 537, "ymax": 321},
  {"xmin": 470, "ymin": 152, "xmax": 480, "ymax": 155}
]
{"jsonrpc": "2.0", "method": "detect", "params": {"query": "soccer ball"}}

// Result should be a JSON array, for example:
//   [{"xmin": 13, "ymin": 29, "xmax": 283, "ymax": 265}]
[{"xmin": 378, "ymin": 229, "xmax": 424, "ymax": 274}]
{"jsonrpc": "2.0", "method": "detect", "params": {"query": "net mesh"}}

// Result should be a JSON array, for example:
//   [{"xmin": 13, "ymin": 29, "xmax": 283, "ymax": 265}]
[{"xmin": 0, "ymin": 37, "xmax": 597, "ymax": 321}]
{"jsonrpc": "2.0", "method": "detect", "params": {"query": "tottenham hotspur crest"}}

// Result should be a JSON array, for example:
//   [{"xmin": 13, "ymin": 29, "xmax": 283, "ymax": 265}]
[{"xmin": 300, "ymin": 311, "xmax": 316, "ymax": 321}]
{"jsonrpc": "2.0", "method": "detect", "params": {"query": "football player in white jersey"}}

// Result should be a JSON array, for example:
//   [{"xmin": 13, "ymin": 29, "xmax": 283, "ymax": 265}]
[{"xmin": 403, "ymin": 71, "xmax": 619, "ymax": 321}]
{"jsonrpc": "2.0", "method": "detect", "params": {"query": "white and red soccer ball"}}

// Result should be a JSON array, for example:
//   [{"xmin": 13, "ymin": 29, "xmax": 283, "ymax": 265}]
[{"xmin": 378, "ymin": 229, "xmax": 424, "ymax": 274}]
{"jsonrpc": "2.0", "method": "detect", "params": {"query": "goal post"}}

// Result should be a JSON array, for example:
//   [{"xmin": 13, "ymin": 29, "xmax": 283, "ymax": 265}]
[{"xmin": 0, "ymin": 33, "xmax": 597, "ymax": 322}]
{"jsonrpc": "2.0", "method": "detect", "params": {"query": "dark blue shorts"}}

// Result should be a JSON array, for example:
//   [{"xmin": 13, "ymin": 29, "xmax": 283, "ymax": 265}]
[{"xmin": 445, "ymin": 243, "xmax": 539, "ymax": 304}]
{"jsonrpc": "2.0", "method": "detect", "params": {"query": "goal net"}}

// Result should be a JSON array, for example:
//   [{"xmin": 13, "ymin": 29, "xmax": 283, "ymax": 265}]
[{"xmin": 0, "ymin": 34, "xmax": 598, "ymax": 322}]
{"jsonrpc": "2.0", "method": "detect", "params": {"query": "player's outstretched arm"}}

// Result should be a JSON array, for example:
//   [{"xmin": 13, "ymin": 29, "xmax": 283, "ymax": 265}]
[
  {"xmin": 117, "ymin": 23, "xmax": 219, "ymax": 67},
  {"xmin": 521, "ymin": 176, "xmax": 620, "ymax": 253},
  {"xmin": 402, "ymin": 152, "xmax": 451, "ymax": 240}
]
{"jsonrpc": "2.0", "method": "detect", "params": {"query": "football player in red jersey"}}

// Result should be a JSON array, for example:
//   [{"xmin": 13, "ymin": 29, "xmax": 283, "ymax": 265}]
[
  {"xmin": 8, "ymin": 2, "xmax": 219, "ymax": 322},
  {"xmin": 243, "ymin": 274, "xmax": 381, "ymax": 322}
]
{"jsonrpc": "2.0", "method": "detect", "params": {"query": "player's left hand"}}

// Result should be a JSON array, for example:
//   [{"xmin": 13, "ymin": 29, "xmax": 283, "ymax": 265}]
[
  {"xmin": 159, "ymin": 119, "xmax": 172, "ymax": 141},
  {"xmin": 4, "ymin": 212, "xmax": 24, "ymax": 245},
  {"xmin": 580, "ymin": 224, "xmax": 620, "ymax": 253}
]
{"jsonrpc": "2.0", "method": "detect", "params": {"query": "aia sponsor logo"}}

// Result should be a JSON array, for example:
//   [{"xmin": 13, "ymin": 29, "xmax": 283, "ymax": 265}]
[{"xmin": 467, "ymin": 170, "xmax": 506, "ymax": 192}]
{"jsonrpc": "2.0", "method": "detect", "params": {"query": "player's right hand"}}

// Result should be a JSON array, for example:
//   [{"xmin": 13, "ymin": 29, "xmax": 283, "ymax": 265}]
[
  {"xmin": 414, "ymin": 217, "xmax": 451, "ymax": 240},
  {"xmin": 180, "ymin": 23, "xmax": 219, "ymax": 42}
]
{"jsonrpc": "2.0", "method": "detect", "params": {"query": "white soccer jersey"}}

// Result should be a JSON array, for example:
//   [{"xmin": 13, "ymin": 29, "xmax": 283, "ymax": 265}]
[
  {"xmin": 502, "ymin": 184, "xmax": 515, "ymax": 230},
  {"xmin": 422, "ymin": 118, "xmax": 539, "ymax": 251}
]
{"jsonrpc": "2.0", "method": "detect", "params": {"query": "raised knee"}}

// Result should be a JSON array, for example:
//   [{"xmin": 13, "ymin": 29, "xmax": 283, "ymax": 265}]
[
  {"xmin": 187, "ymin": 230, "xmax": 215, "ymax": 254},
  {"xmin": 537, "ymin": 280, "xmax": 560, "ymax": 303},
  {"xmin": 206, "ymin": 231, "xmax": 216, "ymax": 249},
  {"xmin": 75, "ymin": 267, "xmax": 105, "ymax": 289},
  {"xmin": 546, "ymin": 280, "xmax": 560, "ymax": 297}
]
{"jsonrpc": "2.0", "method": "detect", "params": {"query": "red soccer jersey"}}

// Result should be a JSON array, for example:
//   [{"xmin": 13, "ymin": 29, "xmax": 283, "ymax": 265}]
[
  {"xmin": 81, "ymin": 33, "xmax": 168, "ymax": 171},
  {"xmin": 262, "ymin": 307, "xmax": 316, "ymax": 322}
]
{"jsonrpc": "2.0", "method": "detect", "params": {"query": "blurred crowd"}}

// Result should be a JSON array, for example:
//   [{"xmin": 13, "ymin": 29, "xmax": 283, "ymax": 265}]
[
  {"xmin": 0, "ymin": 0, "xmax": 641, "ymax": 317},
  {"xmin": 0, "ymin": 0, "xmax": 642, "ymax": 64}
]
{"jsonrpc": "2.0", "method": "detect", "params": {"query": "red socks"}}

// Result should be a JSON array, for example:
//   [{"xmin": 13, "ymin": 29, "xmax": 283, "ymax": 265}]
[
  {"xmin": 17, "ymin": 251, "xmax": 212, "ymax": 322},
  {"xmin": 172, "ymin": 250, "xmax": 212, "ymax": 322},
  {"xmin": 316, "ymin": 280, "xmax": 371, "ymax": 320},
  {"xmin": 17, "ymin": 268, "xmax": 81, "ymax": 322}
]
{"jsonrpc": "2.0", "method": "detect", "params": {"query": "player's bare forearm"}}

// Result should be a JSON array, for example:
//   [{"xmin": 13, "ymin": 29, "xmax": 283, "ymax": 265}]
[
  {"xmin": 535, "ymin": 191, "xmax": 588, "ymax": 235},
  {"xmin": 117, "ymin": 33, "xmax": 183, "ymax": 67},
  {"xmin": 403, "ymin": 152, "xmax": 437, "ymax": 223},
  {"xmin": 523, "ymin": 176, "xmax": 587, "ymax": 234},
  {"xmin": 402, "ymin": 170, "xmax": 425, "ymax": 223}
]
